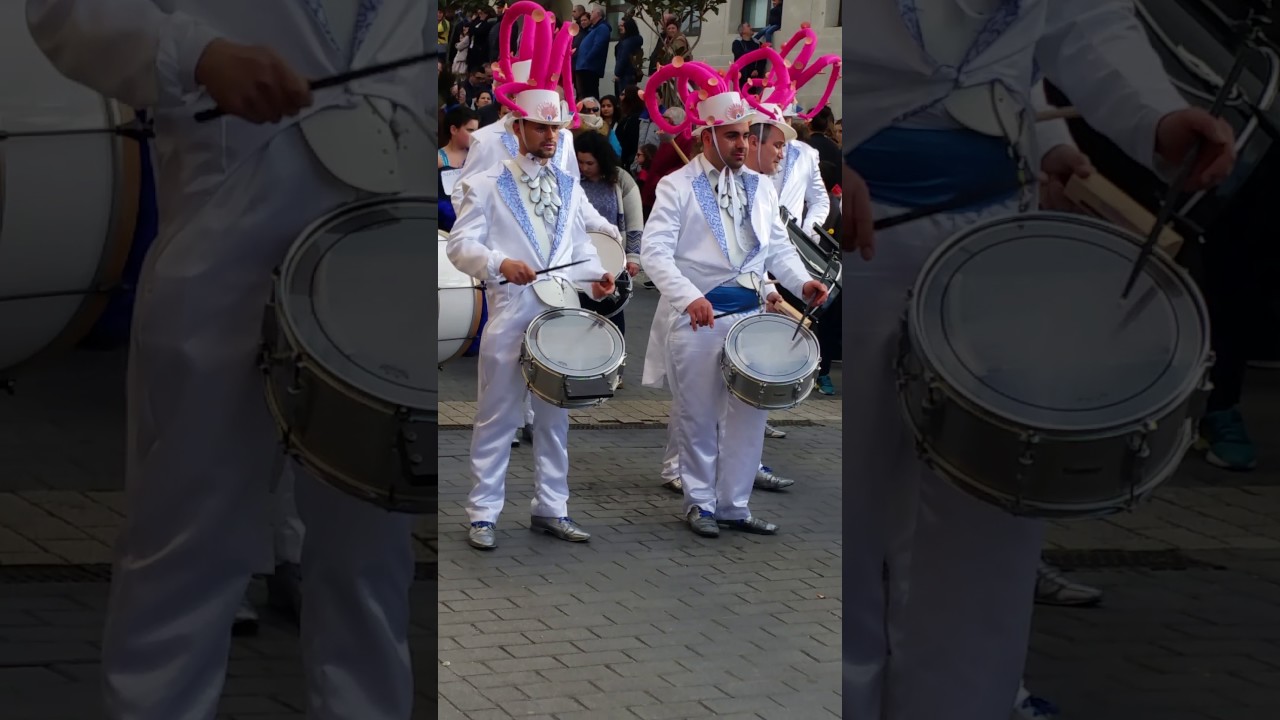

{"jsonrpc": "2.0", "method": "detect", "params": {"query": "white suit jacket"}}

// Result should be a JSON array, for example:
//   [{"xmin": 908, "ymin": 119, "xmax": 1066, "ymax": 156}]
[
  {"xmin": 26, "ymin": 0, "xmax": 428, "ymax": 211},
  {"xmin": 447, "ymin": 158, "xmax": 607, "ymax": 314},
  {"xmin": 640, "ymin": 157, "xmax": 813, "ymax": 388},
  {"xmin": 451, "ymin": 120, "xmax": 578, "ymax": 205},
  {"xmin": 842, "ymin": 0, "xmax": 1186, "ymax": 172},
  {"xmin": 450, "ymin": 120, "xmax": 620, "ymax": 240},
  {"xmin": 776, "ymin": 141, "xmax": 830, "ymax": 240}
]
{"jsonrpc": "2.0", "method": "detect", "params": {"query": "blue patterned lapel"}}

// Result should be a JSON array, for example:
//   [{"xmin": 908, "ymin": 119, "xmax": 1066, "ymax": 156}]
[
  {"xmin": 691, "ymin": 169, "xmax": 760, "ymax": 271},
  {"xmin": 301, "ymin": 0, "xmax": 385, "ymax": 64},
  {"xmin": 548, "ymin": 165, "xmax": 575, "ymax": 262},
  {"xmin": 897, "ymin": 0, "xmax": 1022, "ymax": 71},
  {"xmin": 496, "ymin": 167, "xmax": 544, "ymax": 258},
  {"xmin": 780, "ymin": 144, "xmax": 800, "ymax": 192}
]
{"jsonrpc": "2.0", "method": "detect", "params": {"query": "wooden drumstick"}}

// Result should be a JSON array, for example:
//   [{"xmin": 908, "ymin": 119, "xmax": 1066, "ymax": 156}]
[
  {"xmin": 1063, "ymin": 174, "xmax": 1185, "ymax": 256},
  {"xmin": 1036, "ymin": 106, "xmax": 1081, "ymax": 122}
]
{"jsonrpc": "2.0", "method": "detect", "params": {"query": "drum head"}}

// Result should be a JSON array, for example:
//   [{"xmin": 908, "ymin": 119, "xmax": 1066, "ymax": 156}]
[
  {"xmin": 280, "ymin": 197, "xmax": 434, "ymax": 411},
  {"xmin": 526, "ymin": 308, "xmax": 625, "ymax": 375},
  {"xmin": 588, "ymin": 231, "xmax": 626, "ymax": 274},
  {"xmin": 912, "ymin": 213, "xmax": 1210, "ymax": 431},
  {"xmin": 724, "ymin": 314, "xmax": 820, "ymax": 383}
]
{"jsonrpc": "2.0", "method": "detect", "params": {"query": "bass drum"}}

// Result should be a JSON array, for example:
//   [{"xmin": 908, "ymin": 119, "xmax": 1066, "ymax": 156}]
[
  {"xmin": 437, "ymin": 229, "xmax": 484, "ymax": 365},
  {"xmin": 0, "ymin": 11, "xmax": 140, "ymax": 377}
]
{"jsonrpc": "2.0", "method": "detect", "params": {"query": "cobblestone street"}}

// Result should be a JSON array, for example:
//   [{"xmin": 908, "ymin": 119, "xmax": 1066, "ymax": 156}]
[{"xmin": 0, "ymin": 288, "xmax": 1277, "ymax": 718}]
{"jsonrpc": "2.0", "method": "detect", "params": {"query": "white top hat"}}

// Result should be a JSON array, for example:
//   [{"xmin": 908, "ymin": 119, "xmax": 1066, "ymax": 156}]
[
  {"xmin": 753, "ymin": 102, "xmax": 798, "ymax": 142},
  {"xmin": 503, "ymin": 89, "xmax": 574, "ymax": 131},
  {"xmin": 690, "ymin": 90, "xmax": 761, "ymax": 136}
]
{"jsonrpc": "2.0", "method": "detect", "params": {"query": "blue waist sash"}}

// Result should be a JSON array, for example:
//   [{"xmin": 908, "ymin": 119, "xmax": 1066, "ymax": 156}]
[
  {"xmin": 705, "ymin": 285, "xmax": 759, "ymax": 315},
  {"xmin": 849, "ymin": 126, "xmax": 1019, "ymax": 213}
]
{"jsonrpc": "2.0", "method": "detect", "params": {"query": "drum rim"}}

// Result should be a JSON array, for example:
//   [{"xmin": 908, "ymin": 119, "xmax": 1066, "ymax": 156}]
[
  {"xmin": 277, "ymin": 195, "xmax": 433, "ymax": 411},
  {"xmin": 723, "ymin": 313, "xmax": 821, "ymax": 383},
  {"xmin": 436, "ymin": 233, "xmax": 483, "ymax": 364},
  {"xmin": 0, "ymin": 99, "xmax": 139, "ymax": 376},
  {"xmin": 525, "ymin": 306, "xmax": 625, "ymax": 374},
  {"xmin": 908, "ymin": 211, "xmax": 1212, "ymax": 432}
]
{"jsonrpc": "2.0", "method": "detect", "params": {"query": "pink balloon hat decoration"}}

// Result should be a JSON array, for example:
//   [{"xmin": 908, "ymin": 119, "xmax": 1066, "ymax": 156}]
[
  {"xmin": 492, "ymin": 1, "xmax": 581, "ymax": 128},
  {"xmin": 774, "ymin": 22, "xmax": 841, "ymax": 119},
  {"xmin": 728, "ymin": 46, "xmax": 797, "ymax": 121},
  {"xmin": 640, "ymin": 51, "xmax": 791, "ymax": 138}
]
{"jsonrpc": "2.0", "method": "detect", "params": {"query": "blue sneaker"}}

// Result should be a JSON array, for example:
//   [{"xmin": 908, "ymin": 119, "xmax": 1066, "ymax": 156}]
[
  {"xmin": 1013, "ymin": 683, "xmax": 1059, "ymax": 718},
  {"xmin": 817, "ymin": 374, "xmax": 836, "ymax": 395},
  {"xmin": 1197, "ymin": 407, "xmax": 1257, "ymax": 471}
]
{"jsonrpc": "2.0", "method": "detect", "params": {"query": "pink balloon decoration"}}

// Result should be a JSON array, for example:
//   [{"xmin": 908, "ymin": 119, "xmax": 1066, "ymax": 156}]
[
  {"xmin": 773, "ymin": 24, "xmax": 841, "ymax": 119},
  {"xmin": 727, "ymin": 47, "xmax": 795, "ymax": 117},
  {"xmin": 641, "ymin": 58, "xmax": 730, "ymax": 138},
  {"xmin": 493, "ymin": 8, "xmax": 579, "ymax": 123}
]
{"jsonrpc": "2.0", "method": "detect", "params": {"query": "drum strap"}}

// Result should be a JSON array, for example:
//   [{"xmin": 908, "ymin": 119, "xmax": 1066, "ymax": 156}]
[{"xmin": 705, "ymin": 285, "xmax": 760, "ymax": 315}]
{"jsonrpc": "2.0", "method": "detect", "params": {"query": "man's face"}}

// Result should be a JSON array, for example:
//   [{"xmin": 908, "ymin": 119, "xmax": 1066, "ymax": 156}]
[
  {"xmin": 518, "ymin": 120, "xmax": 559, "ymax": 159},
  {"xmin": 704, "ymin": 123, "xmax": 750, "ymax": 171},
  {"xmin": 747, "ymin": 125, "xmax": 787, "ymax": 175}
]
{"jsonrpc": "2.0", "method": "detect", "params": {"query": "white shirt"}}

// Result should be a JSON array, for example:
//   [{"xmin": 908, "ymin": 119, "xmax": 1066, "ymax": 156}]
[
  {"xmin": 26, "ymin": 0, "xmax": 429, "ymax": 199},
  {"xmin": 698, "ymin": 154, "xmax": 750, "ymax": 269},
  {"xmin": 842, "ymin": 0, "xmax": 1186, "ymax": 172}
]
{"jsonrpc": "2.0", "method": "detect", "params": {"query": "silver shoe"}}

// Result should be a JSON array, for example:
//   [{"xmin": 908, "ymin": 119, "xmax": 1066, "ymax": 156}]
[
  {"xmin": 754, "ymin": 465, "xmax": 794, "ymax": 491},
  {"xmin": 661, "ymin": 476, "xmax": 683, "ymax": 493},
  {"xmin": 719, "ymin": 516, "xmax": 779, "ymax": 535},
  {"xmin": 764, "ymin": 423, "xmax": 787, "ymax": 439},
  {"xmin": 1035, "ymin": 562, "xmax": 1102, "ymax": 606},
  {"xmin": 686, "ymin": 506, "xmax": 719, "ymax": 537},
  {"xmin": 511, "ymin": 430, "xmax": 521, "ymax": 447},
  {"xmin": 530, "ymin": 516, "xmax": 590, "ymax": 542},
  {"xmin": 469, "ymin": 522, "xmax": 497, "ymax": 550}
]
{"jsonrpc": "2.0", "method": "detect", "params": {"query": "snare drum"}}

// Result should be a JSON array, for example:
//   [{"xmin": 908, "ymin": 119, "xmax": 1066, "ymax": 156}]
[
  {"xmin": 782, "ymin": 216, "xmax": 842, "ymax": 309},
  {"xmin": 262, "ymin": 196, "xmax": 435, "ymax": 513},
  {"xmin": 521, "ymin": 307, "xmax": 625, "ymax": 408},
  {"xmin": 895, "ymin": 212, "xmax": 1213, "ymax": 520},
  {"xmin": 579, "ymin": 230, "xmax": 632, "ymax": 318},
  {"xmin": 0, "ymin": 10, "xmax": 141, "ymax": 377},
  {"xmin": 437, "ymin": 231, "xmax": 483, "ymax": 365},
  {"xmin": 721, "ymin": 313, "xmax": 821, "ymax": 410}
]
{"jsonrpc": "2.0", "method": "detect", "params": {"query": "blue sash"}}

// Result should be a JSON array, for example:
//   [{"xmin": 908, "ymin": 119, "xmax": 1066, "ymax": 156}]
[
  {"xmin": 849, "ymin": 126, "xmax": 1019, "ymax": 213},
  {"xmin": 705, "ymin": 285, "xmax": 759, "ymax": 315}
]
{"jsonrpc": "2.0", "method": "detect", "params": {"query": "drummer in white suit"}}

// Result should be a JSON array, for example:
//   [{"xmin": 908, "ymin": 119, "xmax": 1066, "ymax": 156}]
[
  {"xmin": 25, "ymin": 1, "xmax": 429, "ymax": 718},
  {"xmin": 451, "ymin": 9, "xmax": 622, "ymax": 448},
  {"xmin": 842, "ymin": 2, "xmax": 1236, "ymax": 718},
  {"xmin": 641, "ymin": 71, "xmax": 828, "ymax": 537},
  {"xmin": 447, "ymin": 49, "xmax": 616, "ymax": 551}
]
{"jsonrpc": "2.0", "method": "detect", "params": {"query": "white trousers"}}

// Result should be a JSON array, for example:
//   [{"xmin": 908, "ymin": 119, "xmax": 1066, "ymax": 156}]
[
  {"xmin": 664, "ymin": 310, "xmax": 767, "ymax": 519},
  {"xmin": 273, "ymin": 463, "xmax": 304, "ymax": 566},
  {"xmin": 102, "ymin": 129, "xmax": 415, "ymax": 720},
  {"xmin": 467, "ymin": 290, "xmax": 573, "ymax": 524},
  {"xmin": 842, "ymin": 200, "xmax": 1045, "ymax": 720}
]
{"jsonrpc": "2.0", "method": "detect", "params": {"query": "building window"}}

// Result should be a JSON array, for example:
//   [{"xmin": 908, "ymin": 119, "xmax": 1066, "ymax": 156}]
[{"xmin": 743, "ymin": 0, "xmax": 768, "ymax": 29}]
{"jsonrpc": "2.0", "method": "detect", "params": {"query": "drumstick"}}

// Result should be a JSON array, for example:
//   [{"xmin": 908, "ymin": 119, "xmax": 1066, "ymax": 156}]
[
  {"xmin": 0, "ymin": 120, "xmax": 154, "ymax": 141},
  {"xmin": 497, "ymin": 259, "xmax": 590, "ymax": 285},
  {"xmin": 195, "ymin": 51, "xmax": 437, "ymax": 123},
  {"xmin": 1036, "ymin": 106, "xmax": 1080, "ymax": 122}
]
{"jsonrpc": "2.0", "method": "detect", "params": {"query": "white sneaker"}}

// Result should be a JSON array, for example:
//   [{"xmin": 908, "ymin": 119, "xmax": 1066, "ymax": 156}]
[{"xmin": 1035, "ymin": 562, "xmax": 1102, "ymax": 607}]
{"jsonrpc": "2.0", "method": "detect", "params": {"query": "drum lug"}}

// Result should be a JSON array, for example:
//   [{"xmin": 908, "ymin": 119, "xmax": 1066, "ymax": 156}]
[
  {"xmin": 287, "ymin": 356, "xmax": 306, "ymax": 395},
  {"xmin": 397, "ymin": 411, "xmax": 432, "ymax": 486},
  {"xmin": 1124, "ymin": 422, "xmax": 1156, "ymax": 507}
]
